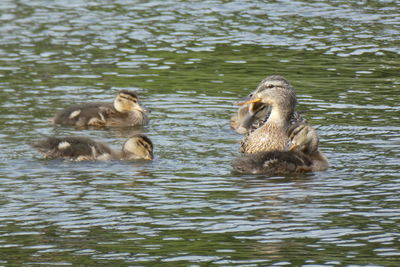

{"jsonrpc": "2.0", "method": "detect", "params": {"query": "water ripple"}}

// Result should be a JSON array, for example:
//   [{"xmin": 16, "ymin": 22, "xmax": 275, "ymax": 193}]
[{"xmin": 0, "ymin": 0, "xmax": 399, "ymax": 265}]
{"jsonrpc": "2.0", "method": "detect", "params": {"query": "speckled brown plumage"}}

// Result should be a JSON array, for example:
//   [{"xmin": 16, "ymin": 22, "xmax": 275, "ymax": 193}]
[
  {"xmin": 287, "ymin": 121, "xmax": 329, "ymax": 171},
  {"xmin": 232, "ymin": 75, "xmax": 329, "ymax": 175},
  {"xmin": 239, "ymin": 76, "xmax": 297, "ymax": 154},
  {"xmin": 240, "ymin": 122, "xmax": 290, "ymax": 153},
  {"xmin": 32, "ymin": 134, "xmax": 153, "ymax": 161},
  {"xmin": 32, "ymin": 136, "xmax": 113, "ymax": 160},
  {"xmin": 232, "ymin": 150, "xmax": 312, "ymax": 174},
  {"xmin": 50, "ymin": 90, "xmax": 149, "ymax": 127}
]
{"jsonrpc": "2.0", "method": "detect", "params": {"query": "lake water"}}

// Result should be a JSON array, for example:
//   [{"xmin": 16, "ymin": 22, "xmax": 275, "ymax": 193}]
[{"xmin": 0, "ymin": 0, "xmax": 399, "ymax": 266}]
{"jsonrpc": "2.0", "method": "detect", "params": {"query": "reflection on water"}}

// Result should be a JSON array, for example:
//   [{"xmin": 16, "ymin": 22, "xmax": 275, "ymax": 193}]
[{"xmin": 0, "ymin": 0, "xmax": 399, "ymax": 265}]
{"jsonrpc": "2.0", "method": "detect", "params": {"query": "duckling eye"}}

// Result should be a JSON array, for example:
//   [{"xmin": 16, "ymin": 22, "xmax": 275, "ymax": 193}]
[
  {"xmin": 266, "ymin": 84, "xmax": 274, "ymax": 88},
  {"xmin": 137, "ymin": 140, "xmax": 149, "ymax": 150}
]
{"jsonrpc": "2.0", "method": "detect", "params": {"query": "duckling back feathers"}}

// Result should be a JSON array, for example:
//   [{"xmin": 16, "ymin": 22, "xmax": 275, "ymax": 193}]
[
  {"xmin": 51, "ymin": 102, "xmax": 113, "ymax": 127},
  {"xmin": 32, "ymin": 136, "xmax": 112, "ymax": 160},
  {"xmin": 233, "ymin": 150, "xmax": 312, "ymax": 175}
]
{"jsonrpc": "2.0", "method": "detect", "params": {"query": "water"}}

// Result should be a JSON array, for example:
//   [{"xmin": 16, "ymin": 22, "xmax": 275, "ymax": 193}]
[{"xmin": 1, "ymin": 0, "xmax": 399, "ymax": 265}]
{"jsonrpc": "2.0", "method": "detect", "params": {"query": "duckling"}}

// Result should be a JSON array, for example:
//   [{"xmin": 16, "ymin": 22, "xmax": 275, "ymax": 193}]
[
  {"xmin": 32, "ymin": 134, "xmax": 153, "ymax": 161},
  {"xmin": 50, "ymin": 90, "xmax": 149, "ymax": 127},
  {"xmin": 232, "ymin": 122, "xmax": 328, "ymax": 174},
  {"xmin": 239, "ymin": 76, "xmax": 297, "ymax": 154},
  {"xmin": 230, "ymin": 75, "xmax": 302, "ymax": 134},
  {"xmin": 230, "ymin": 100, "xmax": 270, "ymax": 134},
  {"xmin": 288, "ymin": 121, "xmax": 329, "ymax": 171},
  {"xmin": 232, "ymin": 149, "xmax": 313, "ymax": 174}
]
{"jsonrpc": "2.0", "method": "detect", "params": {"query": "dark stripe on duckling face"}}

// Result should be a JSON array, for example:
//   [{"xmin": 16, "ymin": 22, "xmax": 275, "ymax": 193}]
[
  {"xmin": 118, "ymin": 90, "xmax": 138, "ymax": 99},
  {"xmin": 118, "ymin": 94, "xmax": 137, "ymax": 102},
  {"xmin": 114, "ymin": 91, "xmax": 144, "ymax": 112},
  {"xmin": 136, "ymin": 135, "xmax": 153, "ymax": 151},
  {"xmin": 287, "ymin": 122, "xmax": 307, "ymax": 139}
]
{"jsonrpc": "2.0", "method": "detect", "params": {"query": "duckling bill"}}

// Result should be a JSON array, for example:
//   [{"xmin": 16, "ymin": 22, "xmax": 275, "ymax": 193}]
[
  {"xmin": 50, "ymin": 90, "xmax": 149, "ymax": 127},
  {"xmin": 32, "ymin": 134, "xmax": 153, "ymax": 161}
]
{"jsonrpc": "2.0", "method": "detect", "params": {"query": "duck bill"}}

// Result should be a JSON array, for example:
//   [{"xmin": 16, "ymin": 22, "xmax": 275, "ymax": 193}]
[
  {"xmin": 237, "ymin": 97, "xmax": 262, "ymax": 106},
  {"xmin": 144, "ymin": 152, "xmax": 154, "ymax": 160},
  {"xmin": 137, "ymin": 104, "xmax": 150, "ymax": 113},
  {"xmin": 289, "ymin": 144, "xmax": 298, "ymax": 151}
]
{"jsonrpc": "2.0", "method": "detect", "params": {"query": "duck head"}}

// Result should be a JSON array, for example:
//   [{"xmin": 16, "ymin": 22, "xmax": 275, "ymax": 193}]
[{"xmin": 238, "ymin": 75, "xmax": 297, "ymax": 125}]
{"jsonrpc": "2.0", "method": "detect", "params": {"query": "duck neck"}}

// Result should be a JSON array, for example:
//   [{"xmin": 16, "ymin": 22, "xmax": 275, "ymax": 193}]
[{"xmin": 265, "ymin": 105, "xmax": 292, "ymax": 129}]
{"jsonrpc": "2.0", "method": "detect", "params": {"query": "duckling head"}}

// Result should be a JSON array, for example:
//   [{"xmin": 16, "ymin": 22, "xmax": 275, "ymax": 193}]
[
  {"xmin": 122, "ymin": 134, "xmax": 154, "ymax": 160},
  {"xmin": 114, "ymin": 90, "xmax": 147, "ymax": 113},
  {"xmin": 235, "ymin": 99, "xmax": 271, "ymax": 134},
  {"xmin": 288, "ymin": 122, "xmax": 319, "ymax": 155}
]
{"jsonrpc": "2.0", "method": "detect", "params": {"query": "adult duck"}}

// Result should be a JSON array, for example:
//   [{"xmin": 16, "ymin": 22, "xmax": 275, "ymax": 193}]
[{"xmin": 239, "ymin": 75, "xmax": 297, "ymax": 154}]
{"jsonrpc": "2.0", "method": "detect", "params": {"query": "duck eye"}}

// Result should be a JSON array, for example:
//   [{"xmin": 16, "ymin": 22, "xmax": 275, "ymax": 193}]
[{"xmin": 267, "ymin": 84, "xmax": 274, "ymax": 88}]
